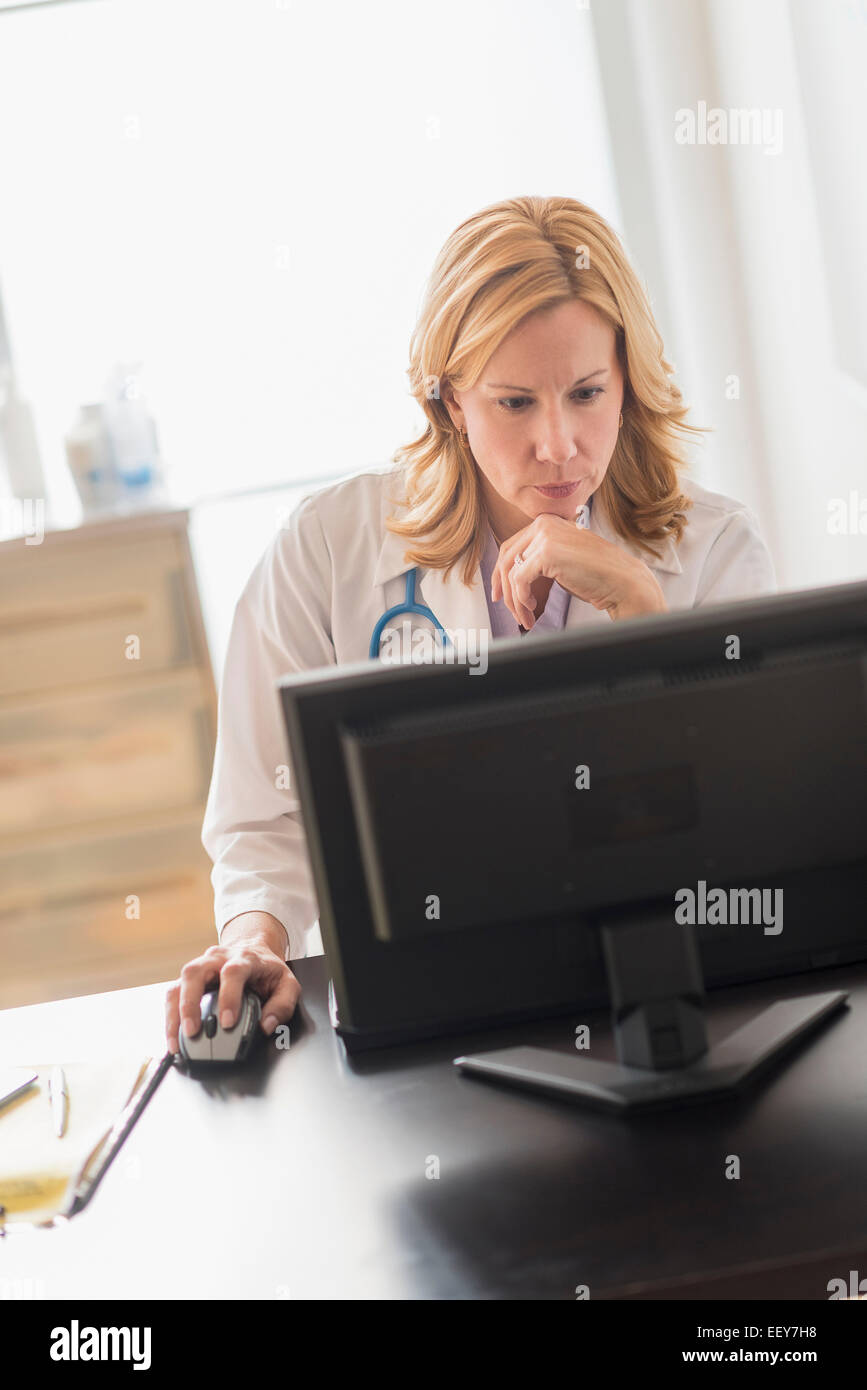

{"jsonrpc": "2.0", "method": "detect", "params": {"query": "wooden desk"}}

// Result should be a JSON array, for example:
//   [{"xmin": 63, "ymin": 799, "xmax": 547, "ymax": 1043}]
[{"xmin": 1, "ymin": 956, "xmax": 866, "ymax": 1300}]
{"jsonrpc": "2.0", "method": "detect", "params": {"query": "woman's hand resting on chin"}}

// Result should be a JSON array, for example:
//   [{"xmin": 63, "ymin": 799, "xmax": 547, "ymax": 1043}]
[{"xmin": 490, "ymin": 512, "xmax": 667, "ymax": 628}]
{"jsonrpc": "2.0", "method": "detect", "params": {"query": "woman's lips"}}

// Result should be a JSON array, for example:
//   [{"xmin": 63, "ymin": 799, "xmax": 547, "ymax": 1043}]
[{"xmin": 534, "ymin": 481, "xmax": 581, "ymax": 498}]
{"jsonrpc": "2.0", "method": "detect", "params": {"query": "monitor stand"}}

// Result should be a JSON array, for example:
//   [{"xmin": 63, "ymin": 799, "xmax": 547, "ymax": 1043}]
[{"xmin": 453, "ymin": 913, "xmax": 849, "ymax": 1112}]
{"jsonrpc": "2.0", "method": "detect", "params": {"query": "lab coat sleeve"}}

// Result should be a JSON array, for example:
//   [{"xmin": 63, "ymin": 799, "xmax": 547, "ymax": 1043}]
[
  {"xmin": 694, "ymin": 507, "xmax": 777, "ymax": 607},
  {"xmin": 201, "ymin": 495, "xmax": 335, "ymax": 962}
]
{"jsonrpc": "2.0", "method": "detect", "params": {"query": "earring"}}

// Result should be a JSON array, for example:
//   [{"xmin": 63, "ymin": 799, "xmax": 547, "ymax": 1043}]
[{"xmin": 618, "ymin": 412, "xmax": 623, "ymax": 429}]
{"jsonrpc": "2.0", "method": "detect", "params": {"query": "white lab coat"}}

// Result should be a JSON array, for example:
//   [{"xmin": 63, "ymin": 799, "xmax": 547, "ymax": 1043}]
[{"xmin": 201, "ymin": 466, "xmax": 776, "ymax": 960}]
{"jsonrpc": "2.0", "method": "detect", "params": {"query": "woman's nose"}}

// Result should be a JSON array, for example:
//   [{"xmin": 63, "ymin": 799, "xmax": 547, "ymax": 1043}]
[{"xmin": 534, "ymin": 412, "xmax": 579, "ymax": 468}]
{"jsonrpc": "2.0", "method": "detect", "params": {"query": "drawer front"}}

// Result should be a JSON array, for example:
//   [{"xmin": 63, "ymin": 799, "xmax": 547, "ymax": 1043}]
[
  {"xmin": 0, "ymin": 816, "xmax": 217, "ymax": 1007},
  {"xmin": 0, "ymin": 673, "xmax": 214, "ymax": 840},
  {"xmin": 0, "ymin": 530, "xmax": 197, "ymax": 699}
]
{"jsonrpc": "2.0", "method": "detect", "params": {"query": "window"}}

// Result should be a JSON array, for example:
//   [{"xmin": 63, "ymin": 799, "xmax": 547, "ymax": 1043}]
[{"xmin": 0, "ymin": 0, "xmax": 621, "ymax": 522}]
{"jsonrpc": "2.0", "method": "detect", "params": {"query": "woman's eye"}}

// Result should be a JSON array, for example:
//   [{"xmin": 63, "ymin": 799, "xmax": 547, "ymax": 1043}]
[{"xmin": 496, "ymin": 388, "xmax": 604, "ymax": 412}]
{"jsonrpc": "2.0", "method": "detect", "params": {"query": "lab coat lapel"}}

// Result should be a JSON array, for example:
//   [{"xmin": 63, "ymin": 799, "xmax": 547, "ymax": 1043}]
[
  {"xmin": 371, "ymin": 521, "xmax": 491, "ymax": 646},
  {"xmin": 564, "ymin": 491, "xmax": 682, "ymax": 630},
  {"xmin": 415, "ymin": 562, "xmax": 492, "ymax": 646}
]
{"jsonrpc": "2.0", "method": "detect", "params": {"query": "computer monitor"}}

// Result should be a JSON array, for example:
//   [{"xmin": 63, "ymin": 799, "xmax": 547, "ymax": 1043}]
[{"xmin": 279, "ymin": 577, "xmax": 867, "ymax": 1106}]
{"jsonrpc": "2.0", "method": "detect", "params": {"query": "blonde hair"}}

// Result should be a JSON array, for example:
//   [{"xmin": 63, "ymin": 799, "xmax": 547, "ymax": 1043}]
[{"xmin": 386, "ymin": 195, "xmax": 704, "ymax": 585}]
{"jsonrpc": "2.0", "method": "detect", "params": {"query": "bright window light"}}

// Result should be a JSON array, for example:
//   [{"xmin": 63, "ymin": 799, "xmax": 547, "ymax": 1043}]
[{"xmin": 0, "ymin": 0, "xmax": 620, "ymax": 520}]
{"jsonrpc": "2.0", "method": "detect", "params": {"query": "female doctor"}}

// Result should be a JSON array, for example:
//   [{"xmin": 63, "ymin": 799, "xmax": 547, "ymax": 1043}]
[{"xmin": 165, "ymin": 194, "xmax": 776, "ymax": 1053}]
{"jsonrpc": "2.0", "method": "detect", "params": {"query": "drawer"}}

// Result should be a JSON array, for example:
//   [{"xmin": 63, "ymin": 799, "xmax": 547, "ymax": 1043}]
[
  {"xmin": 0, "ymin": 816, "xmax": 218, "ymax": 1007},
  {"xmin": 0, "ymin": 529, "xmax": 198, "ymax": 699},
  {"xmin": 0, "ymin": 671, "xmax": 214, "ymax": 840}
]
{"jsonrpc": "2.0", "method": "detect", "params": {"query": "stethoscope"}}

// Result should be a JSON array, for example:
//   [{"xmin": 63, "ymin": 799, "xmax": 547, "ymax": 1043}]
[{"xmin": 369, "ymin": 567, "xmax": 453, "ymax": 659}]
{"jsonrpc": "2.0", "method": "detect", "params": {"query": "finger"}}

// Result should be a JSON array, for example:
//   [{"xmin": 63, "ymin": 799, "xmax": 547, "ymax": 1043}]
[
  {"xmin": 259, "ymin": 968, "xmax": 303, "ymax": 1037},
  {"xmin": 491, "ymin": 529, "xmax": 532, "ymax": 604},
  {"xmin": 506, "ymin": 550, "xmax": 541, "ymax": 629},
  {"xmin": 510, "ymin": 555, "xmax": 539, "ymax": 626},
  {"xmin": 493, "ymin": 547, "xmax": 522, "ymax": 618},
  {"xmin": 178, "ymin": 949, "xmax": 227, "ymax": 1037},
  {"xmin": 491, "ymin": 527, "xmax": 537, "ymax": 623},
  {"xmin": 215, "ymin": 955, "xmax": 257, "ymax": 1029}
]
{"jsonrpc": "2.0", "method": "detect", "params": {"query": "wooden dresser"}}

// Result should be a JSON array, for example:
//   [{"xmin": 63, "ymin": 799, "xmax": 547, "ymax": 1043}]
[{"xmin": 0, "ymin": 508, "xmax": 219, "ymax": 1007}]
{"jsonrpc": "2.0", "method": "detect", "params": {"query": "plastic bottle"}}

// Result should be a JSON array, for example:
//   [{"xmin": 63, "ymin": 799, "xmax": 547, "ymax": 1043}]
[
  {"xmin": 64, "ymin": 403, "xmax": 119, "ymax": 515},
  {"xmin": 101, "ymin": 361, "xmax": 165, "ymax": 509}
]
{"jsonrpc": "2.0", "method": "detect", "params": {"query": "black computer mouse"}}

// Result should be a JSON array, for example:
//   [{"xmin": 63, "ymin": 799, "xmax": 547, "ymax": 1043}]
[{"xmin": 178, "ymin": 986, "xmax": 262, "ymax": 1064}]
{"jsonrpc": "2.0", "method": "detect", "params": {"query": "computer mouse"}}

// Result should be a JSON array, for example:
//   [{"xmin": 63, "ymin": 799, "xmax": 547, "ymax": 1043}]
[{"xmin": 178, "ymin": 986, "xmax": 262, "ymax": 1064}]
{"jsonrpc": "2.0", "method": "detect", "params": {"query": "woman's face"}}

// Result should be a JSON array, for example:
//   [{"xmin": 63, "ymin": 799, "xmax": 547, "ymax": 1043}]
[{"xmin": 445, "ymin": 298, "xmax": 625, "ymax": 540}]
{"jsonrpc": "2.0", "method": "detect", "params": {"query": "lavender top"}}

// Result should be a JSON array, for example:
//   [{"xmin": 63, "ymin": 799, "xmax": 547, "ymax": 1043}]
[{"xmin": 479, "ymin": 500, "xmax": 592, "ymax": 638}]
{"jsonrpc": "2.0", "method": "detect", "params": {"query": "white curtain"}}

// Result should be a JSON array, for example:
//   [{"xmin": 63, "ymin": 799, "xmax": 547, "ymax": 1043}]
[{"xmin": 592, "ymin": 0, "xmax": 867, "ymax": 592}]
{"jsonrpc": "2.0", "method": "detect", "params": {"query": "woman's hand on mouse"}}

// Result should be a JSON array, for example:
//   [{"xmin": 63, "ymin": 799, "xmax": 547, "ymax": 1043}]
[{"xmin": 165, "ymin": 911, "xmax": 301, "ymax": 1054}]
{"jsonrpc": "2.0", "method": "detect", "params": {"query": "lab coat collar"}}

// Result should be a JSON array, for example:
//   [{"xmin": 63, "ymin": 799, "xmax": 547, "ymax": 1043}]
[{"xmin": 586, "ymin": 489, "xmax": 683, "ymax": 578}]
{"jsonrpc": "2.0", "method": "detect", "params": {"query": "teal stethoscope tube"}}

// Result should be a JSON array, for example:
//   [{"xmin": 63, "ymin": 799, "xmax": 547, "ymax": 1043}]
[{"xmin": 369, "ymin": 567, "xmax": 452, "ymax": 659}]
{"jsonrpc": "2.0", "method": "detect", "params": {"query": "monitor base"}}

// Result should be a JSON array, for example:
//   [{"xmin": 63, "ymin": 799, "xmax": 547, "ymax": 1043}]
[{"xmin": 453, "ymin": 989, "xmax": 848, "ymax": 1112}]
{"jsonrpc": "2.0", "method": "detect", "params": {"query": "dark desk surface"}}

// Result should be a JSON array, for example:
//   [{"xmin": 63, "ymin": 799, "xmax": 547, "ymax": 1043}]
[{"xmin": 2, "ymin": 954, "xmax": 867, "ymax": 1300}]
